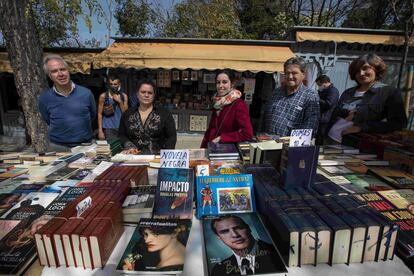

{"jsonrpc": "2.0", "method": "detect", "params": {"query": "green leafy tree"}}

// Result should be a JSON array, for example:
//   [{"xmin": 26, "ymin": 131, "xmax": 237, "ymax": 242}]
[
  {"xmin": 0, "ymin": 0, "xmax": 100, "ymax": 152},
  {"xmin": 115, "ymin": 0, "xmax": 154, "ymax": 37},
  {"xmin": 157, "ymin": 0, "xmax": 247, "ymax": 39}
]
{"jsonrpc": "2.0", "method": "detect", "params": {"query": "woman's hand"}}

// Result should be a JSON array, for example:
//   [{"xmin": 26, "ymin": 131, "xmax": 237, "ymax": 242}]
[
  {"xmin": 212, "ymin": 136, "xmax": 221, "ymax": 143},
  {"xmin": 342, "ymin": 125, "xmax": 361, "ymax": 135},
  {"xmin": 123, "ymin": 259, "xmax": 135, "ymax": 271},
  {"xmin": 345, "ymin": 111, "xmax": 355, "ymax": 121}
]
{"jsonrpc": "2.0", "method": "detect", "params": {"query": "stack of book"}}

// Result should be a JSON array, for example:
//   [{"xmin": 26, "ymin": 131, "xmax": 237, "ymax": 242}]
[
  {"xmin": 34, "ymin": 165, "xmax": 146, "ymax": 269},
  {"xmin": 117, "ymin": 167, "xmax": 194, "ymax": 275},
  {"xmin": 207, "ymin": 142, "xmax": 240, "ymax": 161},
  {"xmin": 251, "ymin": 167, "xmax": 398, "ymax": 267}
]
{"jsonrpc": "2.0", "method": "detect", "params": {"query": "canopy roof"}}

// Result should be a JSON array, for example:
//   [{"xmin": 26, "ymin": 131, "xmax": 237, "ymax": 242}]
[
  {"xmin": 0, "ymin": 48, "xmax": 104, "ymax": 74},
  {"xmin": 291, "ymin": 26, "xmax": 413, "ymax": 46},
  {"xmin": 93, "ymin": 38, "xmax": 295, "ymax": 73}
]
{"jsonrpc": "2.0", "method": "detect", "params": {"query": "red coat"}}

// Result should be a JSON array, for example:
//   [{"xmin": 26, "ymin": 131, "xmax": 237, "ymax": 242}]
[{"xmin": 201, "ymin": 99, "xmax": 253, "ymax": 148}]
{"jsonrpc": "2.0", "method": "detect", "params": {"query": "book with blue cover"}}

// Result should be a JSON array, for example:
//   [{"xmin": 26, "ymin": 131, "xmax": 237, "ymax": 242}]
[
  {"xmin": 196, "ymin": 174, "xmax": 255, "ymax": 219},
  {"xmin": 152, "ymin": 168, "xmax": 194, "ymax": 219}
]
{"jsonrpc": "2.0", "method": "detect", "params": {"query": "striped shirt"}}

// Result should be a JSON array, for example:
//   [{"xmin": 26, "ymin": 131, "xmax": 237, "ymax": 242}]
[{"xmin": 263, "ymin": 84, "xmax": 320, "ymax": 137}]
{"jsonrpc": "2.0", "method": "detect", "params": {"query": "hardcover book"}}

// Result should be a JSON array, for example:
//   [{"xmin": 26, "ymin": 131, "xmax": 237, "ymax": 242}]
[
  {"xmin": 281, "ymin": 146, "xmax": 319, "ymax": 189},
  {"xmin": 196, "ymin": 174, "xmax": 255, "ymax": 219},
  {"xmin": 153, "ymin": 168, "xmax": 194, "ymax": 219},
  {"xmin": 117, "ymin": 218, "xmax": 192, "ymax": 274},
  {"xmin": 208, "ymin": 143, "xmax": 240, "ymax": 157},
  {"xmin": 202, "ymin": 213, "xmax": 287, "ymax": 276},
  {"xmin": 265, "ymin": 201, "xmax": 299, "ymax": 267},
  {"xmin": 368, "ymin": 167, "xmax": 414, "ymax": 189}
]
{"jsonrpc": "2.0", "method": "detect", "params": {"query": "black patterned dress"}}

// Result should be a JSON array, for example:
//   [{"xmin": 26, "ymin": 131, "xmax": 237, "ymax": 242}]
[{"xmin": 118, "ymin": 106, "xmax": 177, "ymax": 154}]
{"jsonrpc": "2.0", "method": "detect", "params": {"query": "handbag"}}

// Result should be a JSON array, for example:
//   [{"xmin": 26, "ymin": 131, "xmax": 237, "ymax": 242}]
[{"xmin": 103, "ymin": 92, "xmax": 115, "ymax": 117}]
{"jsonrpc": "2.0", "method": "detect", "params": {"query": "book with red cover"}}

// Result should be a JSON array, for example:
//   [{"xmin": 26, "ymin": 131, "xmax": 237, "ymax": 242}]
[
  {"xmin": 82, "ymin": 201, "xmax": 123, "ymax": 269},
  {"xmin": 36, "ymin": 189, "xmax": 96, "ymax": 267},
  {"xmin": 68, "ymin": 189, "xmax": 115, "ymax": 267}
]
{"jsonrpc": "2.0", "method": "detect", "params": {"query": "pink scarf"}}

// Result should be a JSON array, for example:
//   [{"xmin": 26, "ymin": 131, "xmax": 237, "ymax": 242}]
[{"xmin": 213, "ymin": 89, "xmax": 242, "ymax": 111}]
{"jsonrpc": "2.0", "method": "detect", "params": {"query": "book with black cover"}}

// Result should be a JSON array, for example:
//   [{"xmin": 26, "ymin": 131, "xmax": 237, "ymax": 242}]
[
  {"xmin": 0, "ymin": 192, "xmax": 58, "ymax": 274},
  {"xmin": 208, "ymin": 143, "xmax": 240, "ymax": 157},
  {"xmin": 202, "ymin": 213, "xmax": 287, "ymax": 276},
  {"xmin": 117, "ymin": 218, "xmax": 192, "ymax": 274},
  {"xmin": 153, "ymin": 168, "xmax": 194, "ymax": 219}
]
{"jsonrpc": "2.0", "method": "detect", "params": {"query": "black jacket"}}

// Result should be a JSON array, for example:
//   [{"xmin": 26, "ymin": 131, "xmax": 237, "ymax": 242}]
[
  {"xmin": 319, "ymin": 84, "xmax": 339, "ymax": 123},
  {"xmin": 330, "ymin": 84, "xmax": 407, "ymax": 133},
  {"xmin": 118, "ymin": 106, "xmax": 177, "ymax": 154}
]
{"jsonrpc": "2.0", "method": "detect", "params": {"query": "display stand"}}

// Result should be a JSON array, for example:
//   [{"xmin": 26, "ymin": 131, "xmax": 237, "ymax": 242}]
[{"xmin": 39, "ymin": 214, "xmax": 413, "ymax": 276}]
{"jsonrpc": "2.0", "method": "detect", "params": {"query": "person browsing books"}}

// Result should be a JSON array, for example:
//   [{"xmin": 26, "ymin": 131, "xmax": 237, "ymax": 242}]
[
  {"xmin": 210, "ymin": 215, "xmax": 282, "ymax": 275},
  {"xmin": 315, "ymin": 75, "xmax": 339, "ymax": 145},
  {"xmin": 328, "ymin": 54, "xmax": 407, "ymax": 143},
  {"xmin": 201, "ymin": 69, "xmax": 253, "ymax": 148},
  {"xmin": 118, "ymin": 80, "xmax": 177, "ymax": 154},
  {"xmin": 38, "ymin": 54, "xmax": 96, "ymax": 150},
  {"xmin": 97, "ymin": 74, "xmax": 128, "ymax": 141},
  {"xmin": 122, "ymin": 221, "xmax": 189, "ymax": 271}
]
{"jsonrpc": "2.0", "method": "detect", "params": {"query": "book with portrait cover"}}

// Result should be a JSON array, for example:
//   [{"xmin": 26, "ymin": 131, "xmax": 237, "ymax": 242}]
[
  {"xmin": 202, "ymin": 213, "xmax": 287, "ymax": 276},
  {"xmin": 153, "ymin": 168, "xmax": 194, "ymax": 219},
  {"xmin": 116, "ymin": 218, "xmax": 192, "ymax": 274},
  {"xmin": 196, "ymin": 174, "xmax": 256, "ymax": 219},
  {"xmin": 0, "ymin": 192, "xmax": 58, "ymax": 274}
]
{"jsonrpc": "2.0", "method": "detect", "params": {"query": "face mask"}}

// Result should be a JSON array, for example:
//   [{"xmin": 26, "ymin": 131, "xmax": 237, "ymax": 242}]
[
  {"xmin": 317, "ymin": 85, "xmax": 324, "ymax": 91},
  {"xmin": 109, "ymin": 85, "xmax": 119, "ymax": 93}
]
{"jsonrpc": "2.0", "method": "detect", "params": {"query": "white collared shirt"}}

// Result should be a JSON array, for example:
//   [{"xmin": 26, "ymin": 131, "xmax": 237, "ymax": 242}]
[
  {"xmin": 53, "ymin": 82, "xmax": 75, "ymax": 97},
  {"xmin": 233, "ymin": 240, "xmax": 257, "ymax": 275}
]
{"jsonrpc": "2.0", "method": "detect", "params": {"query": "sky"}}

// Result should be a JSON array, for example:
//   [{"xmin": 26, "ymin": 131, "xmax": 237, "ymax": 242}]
[{"xmin": 78, "ymin": 0, "xmax": 178, "ymax": 48}]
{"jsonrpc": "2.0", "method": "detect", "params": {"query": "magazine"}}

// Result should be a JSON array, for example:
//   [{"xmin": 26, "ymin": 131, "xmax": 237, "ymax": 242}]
[
  {"xmin": 196, "ymin": 174, "xmax": 255, "ymax": 219},
  {"xmin": 117, "ymin": 218, "xmax": 192, "ymax": 274}
]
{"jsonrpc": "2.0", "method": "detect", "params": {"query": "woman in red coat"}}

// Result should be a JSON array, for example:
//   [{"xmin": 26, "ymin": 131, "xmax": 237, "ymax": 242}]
[{"xmin": 201, "ymin": 70, "xmax": 253, "ymax": 148}]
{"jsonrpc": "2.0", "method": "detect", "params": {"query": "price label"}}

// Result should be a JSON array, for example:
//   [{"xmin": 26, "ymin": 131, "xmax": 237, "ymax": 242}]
[
  {"xmin": 76, "ymin": 196, "xmax": 92, "ymax": 217},
  {"xmin": 289, "ymin": 129, "xmax": 312, "ymax": 147},
  {"xmin": 196, "ymin": 164, "xmax": 210, "ymax": 176}
]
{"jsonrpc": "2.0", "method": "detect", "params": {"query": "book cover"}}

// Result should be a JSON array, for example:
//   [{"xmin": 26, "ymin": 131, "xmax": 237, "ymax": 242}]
[
  {"xmin": 378, "ymin": 189, "xmax": 414, "ymax": 211},
  {"xmin": 344, "ymin": 174, "xmax": 392, "ymax": 191},
  {"xmin": 46, "ymin": 167, "xmax": 78, "ymax": 181},
  {"xmin": 153, "ymin": 168, "xmax": 194, "ymax": 219},
  {"xmin": 123, "ymin": 185, "xmax": 156, "ymax": 214},
  {"xmin": 282, "ymin": 146, "xmax": 319, "ymax": 189},
  {"xmin": 1, "ymin": 192, "xmax": 59, "ymax": 220},
  {"xmin": 208, "ymin": 143, "xmax": 240, "ymax": 157},
  {"xmin": 0, "ymin": 192, "xmax": 58, "ymax": 274},
  {"xmin": 0, "ymin": 193, "xmax": 25, "ymax": 216},
  {"xmin": 202, "ymin": 213, "xmax": 287, "ymax": 276},
  {"xmin": 0, "ymin": 219, "xmax": 21, "ymax": 240},
  {"xmin": 369, "ymin": 168, "xmax": 414, "ymax": 189},
  {"xmin": 117, "ymin": 218, "xmax": 191, "ymax": 274},
  {"xmin": 196, "ymin": 174, "xmax": 255, "ymax": 219},
  {"xmin": 41, "ymin": 180, "xmax": 79, "ymax": 193}
]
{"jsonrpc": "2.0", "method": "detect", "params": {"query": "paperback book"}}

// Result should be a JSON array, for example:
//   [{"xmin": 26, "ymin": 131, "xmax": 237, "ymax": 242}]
[
  {"xmin": 117, "ymin": 218, "xmax": 192, "ymax": 274},
  {"xmin": 153, "ymin": 168, "xmax": 194, "ymax": 219},
  {"xmin": 196, "ymin": 174, "xmax": 255, "ymax": 218},
  {"xmin": 202, "ymin": 213, "xmax": 287, "ymax": 276}
]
